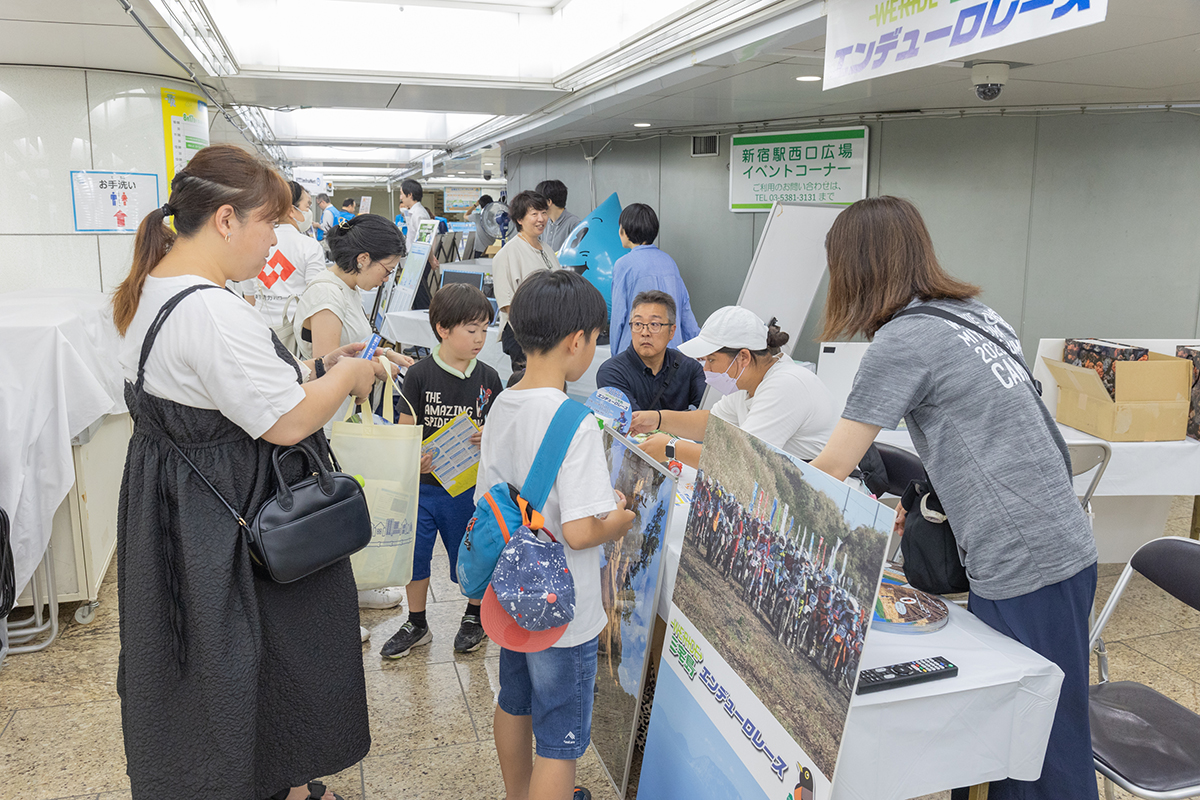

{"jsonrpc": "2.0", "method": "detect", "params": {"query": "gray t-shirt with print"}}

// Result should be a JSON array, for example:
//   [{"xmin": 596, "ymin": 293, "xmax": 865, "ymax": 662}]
[{"xmin": 842, "ymin": 297, "xmax": 1097, "ymax": 601}]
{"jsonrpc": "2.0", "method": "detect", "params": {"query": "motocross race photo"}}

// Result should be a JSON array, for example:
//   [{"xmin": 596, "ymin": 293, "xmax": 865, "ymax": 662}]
[
  {"xmin": 672, "ymin": 416, "xmax": 892, "ymax": 779},
  {"xmin": 592, "ymin": 430, "xmax": 676, "ymax": 794}
]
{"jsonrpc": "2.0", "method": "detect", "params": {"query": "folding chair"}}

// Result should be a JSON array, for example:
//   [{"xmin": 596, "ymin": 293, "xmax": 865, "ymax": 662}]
[
  {"xmin": 1089, "ymin": 536, "xmax": 1200, "ymax": 800},
  {"xmin": 1067, "ymin": 441, "xmax": 1111, "ymax": 510}
]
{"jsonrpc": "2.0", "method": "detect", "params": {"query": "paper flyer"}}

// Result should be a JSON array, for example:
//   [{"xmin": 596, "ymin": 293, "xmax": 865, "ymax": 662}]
[
  {"xmin": 422, "ymin": 411, "xmax": 481, "ymax": 497},
  {"xmin": 637, "ymin": 416, "xmax": 893, "ymax": 800}
]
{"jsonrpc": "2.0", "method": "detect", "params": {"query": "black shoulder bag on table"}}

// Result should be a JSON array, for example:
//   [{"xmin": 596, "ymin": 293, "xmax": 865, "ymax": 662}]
[
  {"xmin": 148, "ymin": 286, "xmax": 373, "ymax": 584},
  {"xmin": 888, "ymin": 306, "xmax": 1042, "ymax": 596}
]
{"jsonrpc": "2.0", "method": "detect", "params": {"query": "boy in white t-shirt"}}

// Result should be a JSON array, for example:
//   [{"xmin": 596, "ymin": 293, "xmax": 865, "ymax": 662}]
[{"xmin": 475, "ymin": 270, "xmax": 635, "ymax": 800}]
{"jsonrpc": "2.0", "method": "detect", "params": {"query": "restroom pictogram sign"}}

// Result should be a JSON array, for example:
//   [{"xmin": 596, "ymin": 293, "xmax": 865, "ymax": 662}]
[{"xmin": 71, "ymin": 170, "xmax": 160, "ymax": 233}]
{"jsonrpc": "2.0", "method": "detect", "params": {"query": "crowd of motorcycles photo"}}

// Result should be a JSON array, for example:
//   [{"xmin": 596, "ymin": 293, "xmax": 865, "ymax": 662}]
[{"xmin": 689, "ymin": 473, "xmax": 871, "ymax": 698}]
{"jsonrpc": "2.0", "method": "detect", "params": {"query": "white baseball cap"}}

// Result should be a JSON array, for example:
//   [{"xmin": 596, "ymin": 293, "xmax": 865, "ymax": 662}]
[{"xmin": 678, "ymin": 306, "xmax": 768, "ymax": 358}]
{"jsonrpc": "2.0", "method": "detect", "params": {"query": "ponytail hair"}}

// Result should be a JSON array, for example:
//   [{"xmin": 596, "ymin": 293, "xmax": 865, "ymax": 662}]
[
  {"xmin": 325, "ymin": 213, "xmax": 405, "ymax": 274},
  {"xmin": 112, "ymin": 144, "xmax": 290, "ymax": 335}
]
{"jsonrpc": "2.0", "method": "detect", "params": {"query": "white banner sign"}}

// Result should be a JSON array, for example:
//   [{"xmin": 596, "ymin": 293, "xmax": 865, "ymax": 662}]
[
  {"xmin": 70, "ymin": 171, "xmax": 160, "ymax": 233},
  {"xmin": 729, "ymin": 127, "xmax": 867, "ymax": 212},
  {"xmin": 824, "ymin": 0, "xmax": 1108, "ymax": 90},
  {"xmin": 292, "ymin": 169, "xmax": 326, "ymax": 199}
]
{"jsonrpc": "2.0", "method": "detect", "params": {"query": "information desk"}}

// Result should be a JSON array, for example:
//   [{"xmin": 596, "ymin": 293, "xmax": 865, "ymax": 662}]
[
  {"xmin": 381, "ymin": 308, "xmax": 610, "ymax": 400},
  {"xmin": 0, "ymin": 290, "xmax": 129, "ymax": 628},
  {"xmin": 659, "ymin": 468, "xmax": 1062, "ymax": 800}
]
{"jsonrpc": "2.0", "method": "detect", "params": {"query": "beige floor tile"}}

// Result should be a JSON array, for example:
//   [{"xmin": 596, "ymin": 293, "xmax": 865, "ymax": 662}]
[
  {"xmin": 576, "ymin": 745, "xmax": 622, "ymax": 800},
  {"xmin": 1091, "ymin": 641, "xmax": 1200, "ymax": 713},
  {"xmin": 362, "ymin": 740, "xmax": 505, "ymax": 800},
  {"xmin": 1096, "ymin": 562, "xmax": 1125, "ymax": 578},
  {"xmin": 0, "ymin": 632, "xmax": 120, "ymax": 712},
  {"xmin": 361, "ymin": 599, "xmax": 500, "ymax": 671},
  {"xmin": 1121, "ymin": 627, "xmax": 1200, "ymax": 683},
  {"xmin": 96, "ymin": 792, "xmax": 131, "ymax": 800},
  {"xmin": 907, "ymin": 794, "xmax": 950, "ymax": 800},
  {"xmin": 454, "ymin": 657, "xmax": 500, "ymax": 740},
  {"xmin": 0, "ymin": 699, "xmax": 129, "ymax": 800},
  {"xmin": 364, "ymin": 662, "xmax": 478, "ymax": 755}
]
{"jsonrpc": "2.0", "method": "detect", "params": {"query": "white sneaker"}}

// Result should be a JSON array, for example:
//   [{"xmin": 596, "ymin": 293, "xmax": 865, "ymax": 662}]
[
  {"xmin": 358, "ymin": 587, "xmax": 404, "ymax": 609},
  {"xmin": 360, "ymin": 626, "xmax": 371, "ymax": 642}
]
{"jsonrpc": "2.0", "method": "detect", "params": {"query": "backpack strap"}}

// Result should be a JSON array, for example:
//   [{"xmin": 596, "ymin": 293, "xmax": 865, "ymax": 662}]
[
  {"xmin": 521, "ymin": 399, "xmax": 594, "ymax": 512},
  {"xmin": 892, "ymin": 305, "xmax": 1042, "ymax": 396}
]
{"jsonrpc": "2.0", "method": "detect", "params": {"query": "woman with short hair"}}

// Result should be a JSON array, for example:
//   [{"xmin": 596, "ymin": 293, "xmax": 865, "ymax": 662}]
[
  {"xmin": 491, "ymin": 190, "xmax": 561, "ymax": 369},
  {"xmin": 809, "ymin": 196, "xmax": 1098, "ymax": 800}
]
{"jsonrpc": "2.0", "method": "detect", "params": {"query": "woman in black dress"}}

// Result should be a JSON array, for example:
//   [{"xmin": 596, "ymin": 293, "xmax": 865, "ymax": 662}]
[{"xmin": 113, "ymin": 144, "xmax": 387, "ymax": 800}]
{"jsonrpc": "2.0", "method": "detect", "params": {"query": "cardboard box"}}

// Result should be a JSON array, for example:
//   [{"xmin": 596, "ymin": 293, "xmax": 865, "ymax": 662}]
[
  {"xmin": 1175, "ymin": 345, "xmax": 1200, "ymax": 440},
  {"xmin": 1041, "ymin": 353, "xmax": 1191, "ymax": 442}
]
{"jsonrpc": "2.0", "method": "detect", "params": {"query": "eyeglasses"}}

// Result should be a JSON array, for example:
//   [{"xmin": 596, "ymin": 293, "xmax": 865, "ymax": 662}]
[{"xmin": 631, "ymin": 321, "xmax": 671, "ymax": 333}]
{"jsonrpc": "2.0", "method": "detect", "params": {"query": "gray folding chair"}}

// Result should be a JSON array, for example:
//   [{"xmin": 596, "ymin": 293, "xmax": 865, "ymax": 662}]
[
  {"xmin": 1068, "ymin": 441, "xmax": 1111, "ymax": 509},
  {"xmin": 1089, "ymin": 537, "xmax": 1200, "ymax": 800}
]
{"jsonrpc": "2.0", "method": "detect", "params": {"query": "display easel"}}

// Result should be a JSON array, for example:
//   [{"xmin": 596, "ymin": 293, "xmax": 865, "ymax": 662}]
[{"xmin": 389, "ymin": 220, "xmax": 440, "ymax": 315}]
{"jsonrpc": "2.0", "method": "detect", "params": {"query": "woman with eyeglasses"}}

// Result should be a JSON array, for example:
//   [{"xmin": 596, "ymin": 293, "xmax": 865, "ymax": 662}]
[
  {"xmin": 295, "ymin": 214, "xmax": 413, "ymax": 371},
  {"xmin": 294, "ymin": 213, "xmax": 416, "ymax": 627},
  {"xmin": 634, "ymin": 305, "xmax": 837, "ymax": 469}
]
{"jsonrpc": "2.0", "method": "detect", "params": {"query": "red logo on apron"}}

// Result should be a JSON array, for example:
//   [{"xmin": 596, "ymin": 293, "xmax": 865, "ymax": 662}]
[{"xmin": 259, "ymin": 251, "xmax": 296, "ymax": 288}]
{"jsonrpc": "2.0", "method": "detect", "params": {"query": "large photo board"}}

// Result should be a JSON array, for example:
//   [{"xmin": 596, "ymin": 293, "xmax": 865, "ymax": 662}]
[
  {"xmin": 592, "ymin": 428, "xmax": 677, "ymax": 796},
  {"xmin": 638, "ymin": 416, "xmax": 893, "ymax": 800}
]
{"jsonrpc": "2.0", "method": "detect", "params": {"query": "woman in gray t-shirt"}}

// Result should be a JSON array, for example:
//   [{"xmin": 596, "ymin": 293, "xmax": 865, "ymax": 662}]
[{"xmin": 810, "ymin": 197, "xmax": 1097, "ymax": 800}]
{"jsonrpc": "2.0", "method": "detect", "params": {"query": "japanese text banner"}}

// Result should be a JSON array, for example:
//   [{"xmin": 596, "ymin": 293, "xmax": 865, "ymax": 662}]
[{"xmin": 823, "ymin": 0, "xmax": 1109, "ymax": 90}]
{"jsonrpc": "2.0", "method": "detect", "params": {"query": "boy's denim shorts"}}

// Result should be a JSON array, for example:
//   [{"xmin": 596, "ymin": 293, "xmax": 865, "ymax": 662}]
[{"xmin": 497, "ymin": 636, "xmax": 599, "ymax": 760}]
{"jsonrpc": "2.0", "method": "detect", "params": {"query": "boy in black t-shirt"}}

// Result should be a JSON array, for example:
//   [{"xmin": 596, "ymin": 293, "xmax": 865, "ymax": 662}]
[{"xmin": 381, "ymin": 284, "xmax": 505, "ymax": 658}]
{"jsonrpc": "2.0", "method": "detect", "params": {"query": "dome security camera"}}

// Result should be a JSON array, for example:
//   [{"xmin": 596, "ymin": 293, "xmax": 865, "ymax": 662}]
[{"xmin": 971, "ymin": 63, "xmax": 1009, "ymax": 102}]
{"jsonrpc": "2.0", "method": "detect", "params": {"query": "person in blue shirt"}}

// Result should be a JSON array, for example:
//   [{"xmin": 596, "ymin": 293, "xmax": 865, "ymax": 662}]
[
  {"xmin": 597, "ymin": 290, "xmax": 705, "ymax": 413},
  {"xmin": 609, "ymin": 203, "xmax": 700, "ymax": 355}
]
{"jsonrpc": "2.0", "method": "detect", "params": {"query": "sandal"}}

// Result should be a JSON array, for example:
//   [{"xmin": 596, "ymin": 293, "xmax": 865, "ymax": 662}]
[{"xmin": 268, "ymin": 781, "xmax": 344, "ymax": 800}]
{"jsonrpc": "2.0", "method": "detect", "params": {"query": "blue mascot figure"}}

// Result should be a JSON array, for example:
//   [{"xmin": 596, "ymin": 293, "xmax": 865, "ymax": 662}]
[{"xmin": 556, "ymin": 192, "xmax": 623, "ymax": 316}]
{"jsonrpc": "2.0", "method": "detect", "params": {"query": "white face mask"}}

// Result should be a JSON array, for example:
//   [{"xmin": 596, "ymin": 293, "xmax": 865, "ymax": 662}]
[
  {"xmin": 294, "ymin": 206, "xmax": 314, "ymax": 232},
  {"xmin": 704, "ymin": 356, "xmax": 746, "ymax": 396}
]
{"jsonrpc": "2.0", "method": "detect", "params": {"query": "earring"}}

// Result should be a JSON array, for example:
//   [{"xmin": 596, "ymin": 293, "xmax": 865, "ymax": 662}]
[{"xmin": 225, "ymin": 234, "xmax": 232, "ymax": 244}]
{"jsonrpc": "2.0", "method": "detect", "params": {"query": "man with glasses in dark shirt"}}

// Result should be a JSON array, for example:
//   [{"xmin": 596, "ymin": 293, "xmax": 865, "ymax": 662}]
[{"xmin": 596, "ymin": 290, "xmax": 706, "ymax": 415}]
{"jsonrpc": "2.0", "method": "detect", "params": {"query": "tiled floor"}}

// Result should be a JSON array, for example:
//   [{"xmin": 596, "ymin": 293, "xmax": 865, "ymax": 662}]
[{"xmin": 3, "ymin": 499, "xmax": 1198, "ymax": 800}]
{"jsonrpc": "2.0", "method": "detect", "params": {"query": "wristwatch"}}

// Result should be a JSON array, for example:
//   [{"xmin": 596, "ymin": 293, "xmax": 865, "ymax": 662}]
[{"xmin": 665, "ymin": 437, "xmax": 679, "ymax": 461}]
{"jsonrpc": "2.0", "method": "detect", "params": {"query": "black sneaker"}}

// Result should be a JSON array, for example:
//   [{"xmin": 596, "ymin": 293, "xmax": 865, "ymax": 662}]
[
  {"xmin": 380, "ymin": 621, "xmax": 432, "ymax": 659},
  {"xmin": 453, "ymin": 614, "xmax": 487, "ymax": 653},
  {"xmin": 573, "ymin": 787, "xmax": 592, "ymax": 800}
]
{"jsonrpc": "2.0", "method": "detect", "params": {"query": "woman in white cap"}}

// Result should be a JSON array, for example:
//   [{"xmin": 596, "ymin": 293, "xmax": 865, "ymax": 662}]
[{"xmin": 633, "ymin": 305, "xmax": 837, "ymax": 467}]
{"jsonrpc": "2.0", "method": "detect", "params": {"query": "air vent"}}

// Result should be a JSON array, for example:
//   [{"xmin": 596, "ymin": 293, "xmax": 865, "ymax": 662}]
[{"xmin": 691, "ymin": 135, "xmax": 719, "ymax": 158}]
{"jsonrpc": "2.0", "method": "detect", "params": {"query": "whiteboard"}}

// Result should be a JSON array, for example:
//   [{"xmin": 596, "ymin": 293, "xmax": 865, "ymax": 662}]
[
  {"xmin": 816, "ymin": 341, "xmax": 872, "ymax": 416},
  {"xmin": 735, "ymin": 202, "xmax": 844, "ymax": 358}
]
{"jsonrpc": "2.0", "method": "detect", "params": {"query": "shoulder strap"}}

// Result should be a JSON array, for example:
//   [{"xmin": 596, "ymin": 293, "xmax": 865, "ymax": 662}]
[
  {"xmin": 135, "ymin": 284, "xmax": 222, "ymax": 390},
  {"xmin": 520, "ymin": 399, "xmax": 594, "ymax": 512},
  {"xmin": 892, "ymin": 305, "xmax": 1042, "ymax": 396}
]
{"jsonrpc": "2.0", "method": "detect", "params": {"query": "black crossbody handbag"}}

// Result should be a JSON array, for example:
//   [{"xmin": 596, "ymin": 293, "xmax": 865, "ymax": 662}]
[
  {"xmin": 145, "ymin": 284, "xmax": 373, "ymax": 584},
  {"xmin": 889, "ymin": 305, "xmax": 1042, "ymax": 595},
  {"xmin": 169, "ymin": 440, "xmax": 373, "ymax": 584}
]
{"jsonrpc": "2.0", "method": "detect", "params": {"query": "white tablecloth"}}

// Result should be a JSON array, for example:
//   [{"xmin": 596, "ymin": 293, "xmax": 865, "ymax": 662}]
[
  {"xmin": 658, "ymin": 468, "xmax": 1063, "ymax": 799},
  {"xmin": 877, "ymin": 424, "xmax": 1200, "ymax": 498},
  {"xmin": 381, "ymin": 308, "xmax": 610, "ymax": 400},
  {"xmin": 0, "ymin": 290, "xmax": 126, "ymax": 595}
]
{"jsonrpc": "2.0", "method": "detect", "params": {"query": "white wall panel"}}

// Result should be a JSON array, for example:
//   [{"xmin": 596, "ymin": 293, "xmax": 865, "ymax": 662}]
[
  {"xmin": 0, "ymin": 67, "xmax": 92, "ymax": 235},
  {"xmin": 0, "ymin": 235, "xmax": 102, "ymax": 292},
  {"xmin": 98, "ymin": 235, "xmax": 136, "ymax": 293},
  {"xmin": 86, "ymin": 72, "xmax": 174, "ymax": 191}
]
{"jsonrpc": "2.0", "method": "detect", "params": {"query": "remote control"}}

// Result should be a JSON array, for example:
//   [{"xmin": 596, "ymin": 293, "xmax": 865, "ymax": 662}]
[{"xmin": 855, "ymin": 656, "xmax": 958, "ymax": 695}]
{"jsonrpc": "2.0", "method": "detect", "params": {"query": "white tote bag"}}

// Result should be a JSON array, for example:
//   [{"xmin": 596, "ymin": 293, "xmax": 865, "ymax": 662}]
[{"xmin": 330, "ymin": 363, "xmax": 422, "ymax": 589}]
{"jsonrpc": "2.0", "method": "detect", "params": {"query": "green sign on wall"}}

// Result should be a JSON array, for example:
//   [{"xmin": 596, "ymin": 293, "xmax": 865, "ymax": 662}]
[{"xmin": 728, "ymin": 126, "xmax": 868, "ymax": 213}]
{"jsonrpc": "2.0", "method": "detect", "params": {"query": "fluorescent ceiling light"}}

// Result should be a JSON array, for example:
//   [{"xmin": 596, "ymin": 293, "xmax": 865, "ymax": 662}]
[
  {"xmin": 633, "ymin": 123, "xmax": 652, "ymax": 128},
  {"xmin": 267, "ymin": 108, "xmax": 495, "ymax": 145},
  {"xmin": 796, "ymin": 75, "xmax": 821, "ymax": 82},
  {"xmin": 147, "ymin": 0, "xmax": 239, "ymax": 76},
  {"xmin": 484, "ymin": 162, "xmax": 494, "ymax": 165}
]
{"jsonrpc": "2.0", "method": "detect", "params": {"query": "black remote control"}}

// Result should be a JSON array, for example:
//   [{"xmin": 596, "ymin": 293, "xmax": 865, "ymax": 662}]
[{"xmin": 856, "ymin": 656, "xmax": 958, "ymax": 695}]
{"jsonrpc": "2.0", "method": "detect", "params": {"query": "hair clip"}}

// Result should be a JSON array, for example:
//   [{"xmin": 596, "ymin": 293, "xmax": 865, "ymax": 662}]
[{"xmin": 338, "ymin": 218, "xmax": 351, "ymax": 229}]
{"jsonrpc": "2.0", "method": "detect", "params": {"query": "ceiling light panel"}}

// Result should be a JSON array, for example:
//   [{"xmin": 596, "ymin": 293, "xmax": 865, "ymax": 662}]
[
  {"xmin": 147, "ymin": 0, "xmax": 239, "ymax": 76},
  {"xmin": 202, "ymin": 0, "xmax": 551, "ymax": 79},
  {"xmin": 267, "ymin": 108, "xmax": 496, "ymax": 144},
  {"xmin": 282, "ymin": 145, "xmax": 427, "ymax": 164}
]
